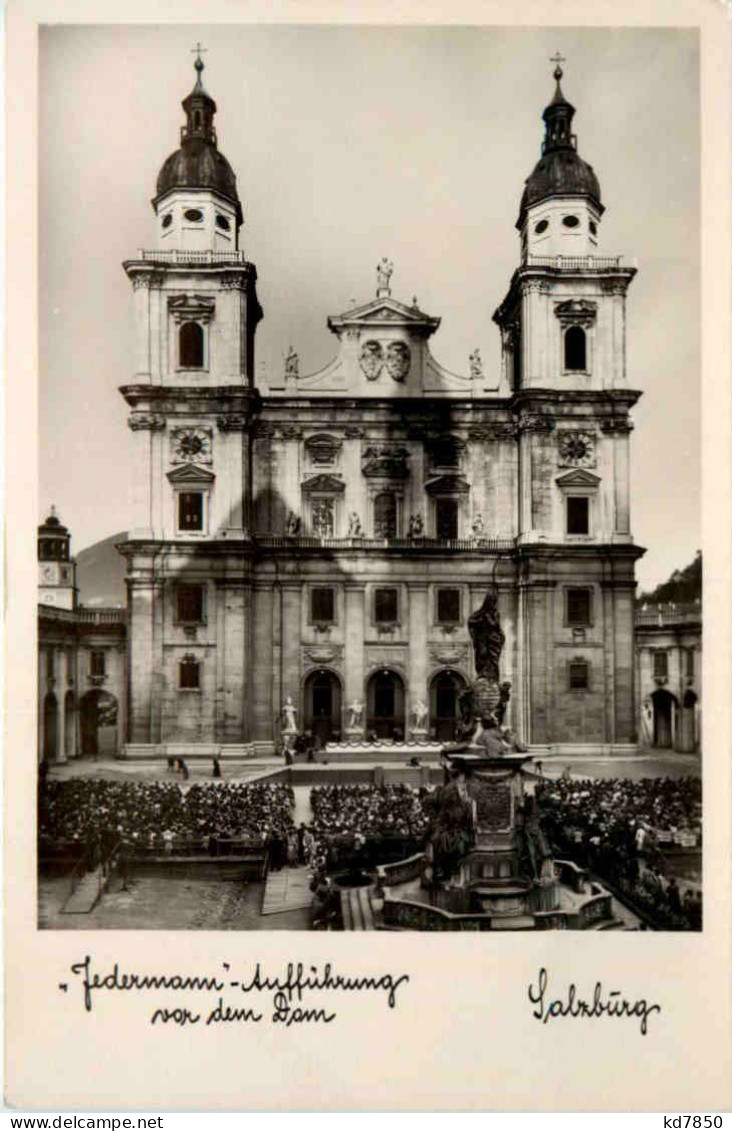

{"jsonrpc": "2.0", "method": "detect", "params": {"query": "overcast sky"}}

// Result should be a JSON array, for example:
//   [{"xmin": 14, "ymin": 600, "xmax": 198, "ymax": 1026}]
[{"xmin": 39, "ymin": 24, "xmax": 699, "ymax": 591}]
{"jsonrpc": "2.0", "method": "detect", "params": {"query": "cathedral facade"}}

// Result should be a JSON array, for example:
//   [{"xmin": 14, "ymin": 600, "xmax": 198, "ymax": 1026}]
[{"xmin": 117, "ymin": 56, "xmax": 643, "ymax": 757}]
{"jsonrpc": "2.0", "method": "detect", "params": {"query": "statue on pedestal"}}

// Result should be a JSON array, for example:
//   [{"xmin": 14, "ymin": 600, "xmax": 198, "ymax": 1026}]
[
  {"xmin": 411, "ymin": 699, "xmax": 428, "ymax": 730},
  {"xmin": 468, "ymin": 589, "xmax": 505, "ymax": 683},
  {"xmin": 282, "ymin": 695, "xmax": 297, "ymax": 735},
  {"xmin": 347, "ymin": 512, "xmax": 362, "ymax": 538},
  {"xmin": 285, "ymin": 511, "xmax": 301, "ymax": 536},
  {"xmin": 347, "ymin": 699, "xmax": 364, "ymax": 729}
]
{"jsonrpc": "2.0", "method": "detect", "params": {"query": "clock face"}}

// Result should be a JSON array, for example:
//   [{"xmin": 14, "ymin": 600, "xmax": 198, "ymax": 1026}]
[
  {"xmin": 559, "ymin": 431, "xmax": 596, "ymax": 468},
  {"xmin": 170, "ymin": 427, "xmax": 213, "ymax": 466}
]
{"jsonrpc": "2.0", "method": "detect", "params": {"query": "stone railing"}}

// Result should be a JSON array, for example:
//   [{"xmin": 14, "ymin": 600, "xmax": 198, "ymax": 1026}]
[
  {"xmin": 257, "ymin": 535, "xmax": 515, "ymax": 552},
  {"xmin": 77, "ymin": 607, "xmax": 127, "ymax": 625},
  {"xmin": 134, "ymin": 249, "xmax": 247, "ymax": 266},
  {"xmin": 526, "ymin": 254, "xmax": 625, "ymax": 270},
  {"xmin": 635, "ymin": 608, "xmax": 701, "ymax": 628},
  {"xmin": 376, "ymin": 852, "xmax": 425, "ymax": 888}
]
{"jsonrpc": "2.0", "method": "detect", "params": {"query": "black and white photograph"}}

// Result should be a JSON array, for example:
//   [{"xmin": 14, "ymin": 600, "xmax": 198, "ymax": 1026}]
[
  {"xmin": 34, "ymin": 23, "xmax": 704, "ymax": 936},
  {"xmin": 7, "ymin": 0, "xmax": 732, "ymax": 1113}
]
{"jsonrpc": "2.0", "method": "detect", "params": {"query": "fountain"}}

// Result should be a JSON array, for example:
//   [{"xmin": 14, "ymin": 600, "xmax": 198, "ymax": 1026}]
[{"xmin": 342, "ymin": 586, "xmax": 625, "ymax": 931}]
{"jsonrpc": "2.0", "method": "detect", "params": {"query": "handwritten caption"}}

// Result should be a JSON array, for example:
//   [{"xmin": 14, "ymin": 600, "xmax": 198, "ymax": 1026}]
[
  {"xmin": 528, "ymin": 966, "xmax": 662, "ymax": 1035},
  {"xmin": 60, "ymin": 956, "xmax": 409, "ymax": 1028}
]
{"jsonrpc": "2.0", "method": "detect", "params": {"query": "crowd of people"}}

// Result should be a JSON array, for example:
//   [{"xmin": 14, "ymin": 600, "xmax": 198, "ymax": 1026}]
[
  {"xmin": 308, "ymin": 783, "xmax": 431, "ymax": 874},
  {"xmin": 38, "ymin": 779, "xmax": 295, "ymax": 862},
  {"xmin": 39, "ymin": 770, "xmax": 703, "ymax": 930},
  {"xmin": 536, "ymin": 774, "xmax": 702, "ymax": 930}
]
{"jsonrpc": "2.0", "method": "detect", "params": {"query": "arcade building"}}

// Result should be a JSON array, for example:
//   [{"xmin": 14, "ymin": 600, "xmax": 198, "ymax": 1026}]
[{"xmin": 40, "ymin": 55, "xmax": 645, "ymax": 761}]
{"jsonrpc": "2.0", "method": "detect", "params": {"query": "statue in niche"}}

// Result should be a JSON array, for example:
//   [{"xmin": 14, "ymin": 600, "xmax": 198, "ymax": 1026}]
[
  {"xmin": 285, "ymin": 511, "xmax": 301, "ymax": 536},
  {"xmin": 347, "ymin": 511, "xmax": 362, "ymax": 537},
  {"xmin": 347, "ymin": 699, "xmax": 364, "ymax": 728},
  {"xmin": 408, "ymin": 513, "xmax": 424, "ymax": 538}
]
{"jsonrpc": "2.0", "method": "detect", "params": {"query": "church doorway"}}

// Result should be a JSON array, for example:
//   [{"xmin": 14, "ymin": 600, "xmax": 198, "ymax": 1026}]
[
  {"xmin": 430, "ymin": 670, "xmax": 467, "ymax": 741},
  {"xmin": 304, "ymin": 669, "xmax": 342, "ymax": 745},
  {"xmin": 366, "ymin": 669, "xmax": 405, "ymax": 740},
  {"xmin": 651, "ymin": 688, "xmax": 677, "ymax": 749},
  {"xmin": 64, "ymin": 690, "xmax": 76, "ymax": 760},
  {"xmin": 43, "ymin": 693, "xmax": 58, "ymax": 763},
  {"xmin": 80, "ymin": 690, "xmax": 119, "ymax": 757}
]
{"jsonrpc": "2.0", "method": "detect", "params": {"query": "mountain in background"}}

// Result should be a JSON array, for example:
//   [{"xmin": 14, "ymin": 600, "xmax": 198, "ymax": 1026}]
[
  {"xmin": 76, "ymin": 533, "xmax": 127, "ymax": 607},
  {"xmin": 638, "ymin": 551, "xmax": 702, "ymax": 608}
]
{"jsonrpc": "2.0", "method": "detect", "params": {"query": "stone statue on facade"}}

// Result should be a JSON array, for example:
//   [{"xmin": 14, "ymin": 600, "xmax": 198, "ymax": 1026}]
[
  {"xmin": 408, "ymin": 513, "xmax": 424, "ymax": 538},
  {"xmin": 282, "ymin": 696, "xmax": 297, "ymax": 735},
  {"xmin": 347, "ymin": 699, "xmax": 364, "ymax": 729},
  {"xmin": 471, "ymin": 513, "xmax": 485, "ymax": 539},
  {"xmin": 347, "ymin": 511, "xmax": 363, "ymax": 537},
  {"xmin": 285, "ymin": 511, "xmax": 301, "ymax": 536},
  {"xmin": 284, "ymin": 347, "xmax": 299, "ymax": 381},
  {"xmin": 469, "ymin": 348, "xmax": 483, "ymax": 379},
  {"xmin": 468, "ymin": 589, "xmax": 505, "ymax": 683},
  {"xmin": 412, "ymin": 699, "xmax": 428, "ymax": 730},
  {"xmin": 376, "ymin": 257, "xmax": 393, "ymax": 296}
]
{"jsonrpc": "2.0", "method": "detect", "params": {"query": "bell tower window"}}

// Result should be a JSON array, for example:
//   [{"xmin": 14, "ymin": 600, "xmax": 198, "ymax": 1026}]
[
  {"xmin": 178, "ymin": 492, "xmax": 204, "ymax": 533},
  {"xmin": 179, "ymin": 321, "xmax": 204, "ymax": 369},
  {"xmin": 564, "ymin": 326, "xmax": 587, "ymax": 371}
]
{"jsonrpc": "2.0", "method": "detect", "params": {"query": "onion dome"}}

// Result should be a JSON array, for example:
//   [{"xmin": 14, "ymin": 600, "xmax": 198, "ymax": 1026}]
[
  {"xmin": 517, "ymin": 61, "xmax": 603, "ymax": 229},
  {"xmin": 153, "ymin": 54, "xmax": 243, "ymax": 225}
]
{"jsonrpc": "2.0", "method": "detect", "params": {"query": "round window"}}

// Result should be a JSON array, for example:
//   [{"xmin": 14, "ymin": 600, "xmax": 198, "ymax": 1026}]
[
  {"xmin": 215, "ymin": 214, "xmax": 230, "ymax": 231},
  {"xmin": 534, "ymin": 219, "xmax": 549, "ymax": 235},
  {"xmin": 589, "ymin": 220, "xmax": 597, "ymax": 236},
  {"xmin": 562, "ymin": 215, "xmax": 580, "ymax": 229},
  {"xmin": 162, "ymin": 213, "xmax": 173, "ymax": 229},
  {"xmin": 184, "ymin": 209, "xmax": 204, "ymax": 223}
]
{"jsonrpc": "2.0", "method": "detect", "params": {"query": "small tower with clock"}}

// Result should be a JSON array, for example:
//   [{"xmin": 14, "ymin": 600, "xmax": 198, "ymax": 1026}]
[{"xmin": 38, "ymin": 507, "xmax": 78, "ymax": 610}]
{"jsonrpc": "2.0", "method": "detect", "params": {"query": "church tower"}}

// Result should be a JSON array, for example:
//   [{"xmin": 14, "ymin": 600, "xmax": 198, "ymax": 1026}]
[
  {"xmin": 38, "ymin": 507, "xmax": 77, "ymax": 610},
  {"xmin": 494, "ymin": 59, "xmax": 644, "ymax": 750},
  {"xmin": 118, "ymin": 53, "xmax": 262, "ymax": 750}
]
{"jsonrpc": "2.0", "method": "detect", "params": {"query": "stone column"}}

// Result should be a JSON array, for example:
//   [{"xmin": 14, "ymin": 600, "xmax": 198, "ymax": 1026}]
[
  {"xmin": 219, "ymin": 582, "xmax": 247, "ymax": 743},
  {"xmin": 280, "ymin": 582, "xmax": 302, "ymax": 728},
  {"xmin": 252, "ymin": 582, "xmax": 276, "ymax": 746},
  {"xmin": 408, "ymin": 584, "xmax": 429, "ymax": 737},
  {"xmin": 126, "ymin": 576, "xmax": 158, "ymax": 744},
  {"xmin": 131, "ymin": 274, "xmax": 152, "ymax": 380},
  {"xmin": 344, "ymin": 583, "xmax": 366, "ymax": 737}
]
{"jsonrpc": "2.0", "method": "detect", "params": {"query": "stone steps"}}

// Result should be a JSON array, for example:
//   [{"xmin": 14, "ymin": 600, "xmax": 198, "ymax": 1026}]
[
  {"xmin": 261, "ymin": 866, "xmax": 314, "ymax": 915},
  {"xmin": 340, "ymin": 886, "xmax": 376, "ymax": 931},
  {"xmin": 61, "ymin": 867, "xmax": 102, "ymax": 914}
]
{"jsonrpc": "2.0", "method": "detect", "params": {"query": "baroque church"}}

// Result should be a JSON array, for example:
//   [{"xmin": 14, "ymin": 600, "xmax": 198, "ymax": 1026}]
[{"xmin": 42, "ymin": 54, "xmax": 644, "ymax": 760}]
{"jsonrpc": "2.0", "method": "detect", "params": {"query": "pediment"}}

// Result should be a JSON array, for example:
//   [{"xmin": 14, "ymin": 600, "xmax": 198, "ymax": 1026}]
[
  {"xmin": 167, "ymin": 462, "xmax": 216, "ymax": 484},
  {"xmin": 424, "ymin": 474, "xmax": 470, "ymax": 496},
  {"xmin": 328, "ymin": 296, "xmax": 440, "ymax": 337},
  {"xmin": 555, "ymin": 468, "xmax": 601, "ymax": 488},
  {"xmin": 300, "ymin": 473, "xmax": 346, "ymax": 494}
]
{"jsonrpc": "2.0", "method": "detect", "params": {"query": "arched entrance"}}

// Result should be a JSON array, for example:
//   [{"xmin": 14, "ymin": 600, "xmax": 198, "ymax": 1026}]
[
  {"xmin": 64, "ymin": 690, "xmax": 76, "ymax": 760},
  {"xmin": 651, "ymin": 688, "xmax": 677, "ymax": 749},
  {"xmin": 680, "ymin": 689, "xmax": 698, "ymax": 753},
  {"xmin": 304, "ymin": 669, "xmax": 342, "ymax": 745},
  {"xmin": 80, "ymin": 690, "xmax": 119, "ymax": 757},
  {"xmin": 43, "ymin": 693, "xmax": 58, "ymax": 763},
  {"xmin": 430, "ymin": 670, "xmax": 468, "ymax": 741},
  {"xmin": 366, "ymin": 669, "xmax": 405, "ymax": 740}
]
